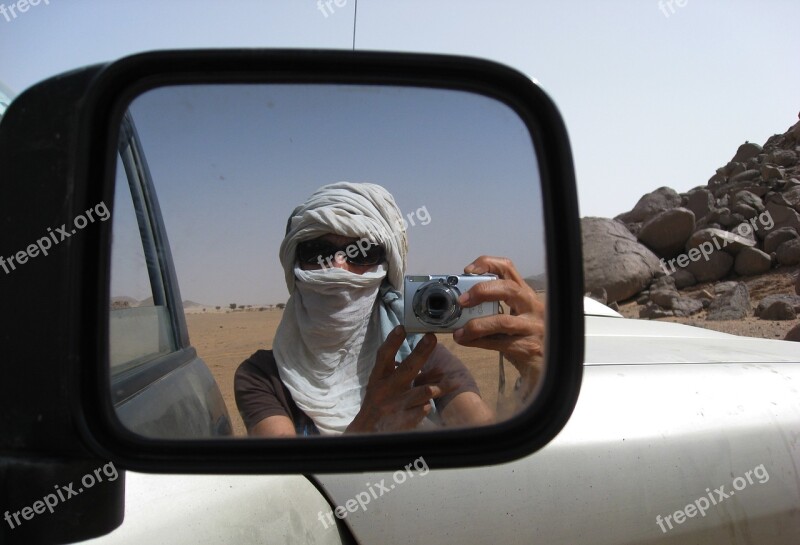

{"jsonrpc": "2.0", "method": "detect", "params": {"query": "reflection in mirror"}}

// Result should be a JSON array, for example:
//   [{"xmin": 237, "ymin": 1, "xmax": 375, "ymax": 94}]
[{"xmin": 109, "ymin": 84, "xmax": 546, "ymax": 439}]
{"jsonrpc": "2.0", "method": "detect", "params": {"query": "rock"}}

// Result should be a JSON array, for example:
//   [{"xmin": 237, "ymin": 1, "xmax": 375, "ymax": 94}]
[
  {"xmin": 764, "ymin": 201, "xmax": 800, "ymax": 235},
  {"xmin": 782, "ymin": 187, "xmax": 800, "ymax": 210},
  {"xmin": 732, "ymin": 190, "xmax": 765, "ymax": 212},
  {"xmin": 686, "ymin": 250, "xmax": 734, "ymax": 283},
  {"xmin": 758, "ymin": 300, "xmax": 796, "ymax": 320},
  {"xmin": 650, "ymin": 286, "xmax": 678, "ymax": 308},
  {"xmin": 671, "ymin": 297, "xmax": 704, "ymax": 317},
  {"xmin": 673, "ymin": 268, "xmax": 696, "ymax": 289},
  {"xmin": 797, "ymin": 274, "xmax": 800, "ymax": 296},
  {"xmin": 730, "ymin": 169, "xmax": 761, "ymax": 183},
  {"xmin": 755, "ymin": 294, "xmax": 800, "ymax": 317},
  {"xmin": 731, "ymin": 142, "xmax": 762, "ymax": 163},
  {"xmin": 582, "ymin": 217, "xmax": 661, "ymax": 304},
  {"xmin": 733, "ymin": 203, "xmax": 758, "ymax": 220},
  {"xmin": 776, "ymin": 239, "xmax": 800, "ymax": 266},
  {"xmin": 638, "ymin": 207, "xmax": 695, "ymax": 258},
  {"xmin": 769, "ymin": 149, "xmax": 797, "ymax": 167},
  {"xmin": 734, "ymin": 247, "xmax": 772, "ymax": 276},
  {"xmin": 686, "ymin": 227, "xmax": 756, "ymax": 255},
  {"xmin": 763, "ymin": 227, "xmax": 799, "ymax": 254},
  {"xmin": 732, "ymin": 222, "xmax": 758, "ymax": 244},
  {"xmin": 636, "ymin": 292, "xmax": 650, "ymax": 305},
  {"xmin": 585, "ymin": 287, "xmax": 608, "ymax": 305},
  {"xmin": 706, "ymin": 282, "xmax": 750, "ymax": 320},
  {"xmin": 685, "ymin": 189, "xmax": 715, "ymax": 220},
  {"xmin": 761, "ymin": 164, "xmax": 784, "ymax": 180},
  {"xmin": 616, "ymin": 187, "xmax": 682, "ymax": 224},
  {"xmin": 639, "ymin": 302, "xmax": 673, "ymax": 319},
  {"xmin": 785, "ymin": 324, "xmax": 800, "ymax": 342}
]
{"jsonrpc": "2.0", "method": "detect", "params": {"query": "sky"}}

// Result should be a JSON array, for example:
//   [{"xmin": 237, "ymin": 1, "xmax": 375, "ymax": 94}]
[
  {"xmin": 2, "ymin": 0, "xmax": 799, "ymax": 304},
  {"xmin": 110, "ymin": 84, "xmax": 544, "ymax": 304}
]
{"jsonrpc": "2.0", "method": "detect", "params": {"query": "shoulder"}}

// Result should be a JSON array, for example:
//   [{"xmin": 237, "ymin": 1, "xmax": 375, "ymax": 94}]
[{"xmin": 236, "ymin": 350, "xmax": 278, "ymax": 379}]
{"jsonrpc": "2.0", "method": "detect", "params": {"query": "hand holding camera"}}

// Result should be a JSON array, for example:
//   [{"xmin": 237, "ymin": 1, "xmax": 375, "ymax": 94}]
[{"xmin": 449, "ymin": 256, "xmax": 545, "ymax": 399}]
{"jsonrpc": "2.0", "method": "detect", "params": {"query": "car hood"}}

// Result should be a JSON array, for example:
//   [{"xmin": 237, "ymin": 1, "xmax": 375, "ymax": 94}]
[{"xmin": 585, "ymin": 314, "xmax": 799, "ymax": 365}]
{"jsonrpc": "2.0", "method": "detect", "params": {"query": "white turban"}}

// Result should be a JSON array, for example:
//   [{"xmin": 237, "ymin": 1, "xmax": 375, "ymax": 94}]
[
  {"xmin": 279, "ymin": 182, "xmax": 408, "ymax": 292},
  {"xmin": 273, "ymin": 182, "xmax": 418, "ymax": 435}
]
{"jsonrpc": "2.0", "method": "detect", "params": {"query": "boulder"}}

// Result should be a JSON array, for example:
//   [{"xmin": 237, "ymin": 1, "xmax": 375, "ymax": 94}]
[
  {"xmin": 776, "ymin": 239, "xmax": 800, "ymax": 266},
  {"xmin": 686, "ymin": 228, "xmax": 755, "ymax": 255},
  {"xmin": 769, "ymin": 149, "xmax": 797, "ymax": 167},
  {"xmin": 616, "ymin": 187, "xmax": 681, "ymax": 224},
  {"xmin": 639, "ymin": 302, "xmax": 673, "ymax": 319},
  {"xmin": 761, "ymin": 164, "xmax": 784, "ymax": 180},
  {"xmin": 706, "ymin": 282, "xmax": 750, "ymax": 320},
  {"xmin": 785, "ymin": 324, "xmax": 800, "ymax": 342},
  {"xmin": 758, "ymin": 300, "xmax": 796, "ymax": 321},
  {"xmin": 582, "ymin": 217, "xmax": 660, "ymax": 303},
  {"xmin": 673, "ymin": 268, "xmax": 696, "ymax": 289},
  {"xmin": 638, "ymin": 207, "xmax": 695, "ymax": 258},
  {"xmin": 732, "ymin": 190, "xmax": 765, "ymax": 212},
  {"xmin": 731, "ymin": 142, "xmax": 762, "ymax": 163},
  {"xmin": 734, "ymin": 247, "xmax": 772, "ymax": 276},
  {"xmin": 732, "ymin": 222, "xmax": 758, "ymax": 244},
  {"xmin": 686, "ymin": 250, "xmax": 734, "ymax": 283},
  {"xmin": 763, "ymin": 227, "xmax": 799, "ymax": 254},
  {"xmin": 671, "ymin": 297, "xmax": 704, "ymax": 317},
  {"xmin": 782, "ymin": 187, "xmax": 800, "ymax": 211},
  {"xmin": 764, "ymin": 201, "xmax": 800, "ymax": 235},
  {"xmin": 585, "ymin": 287, "xmax": 608, "ymax": 305},
  {"xmin": 684, "ymin": 189, "xmax": 715, "ymax": 220},
  {"xmin": 730, "ymin": 169, "xmax": 761, "ymax": 183},
  {"xmin": 755, "ymin": 294, "xmax": 800, "ymax": 317}
]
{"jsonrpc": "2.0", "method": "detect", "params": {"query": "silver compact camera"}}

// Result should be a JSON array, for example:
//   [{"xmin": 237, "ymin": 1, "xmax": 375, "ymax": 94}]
[{"xmin": 403, "ymin": 274, "xmax": 499, "ymax": 333}]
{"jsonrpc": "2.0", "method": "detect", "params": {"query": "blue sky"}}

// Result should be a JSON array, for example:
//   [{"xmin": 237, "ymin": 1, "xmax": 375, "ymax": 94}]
[{"xmin": 3, "ymin": 1, "xmax": 799, "ymax": 303}]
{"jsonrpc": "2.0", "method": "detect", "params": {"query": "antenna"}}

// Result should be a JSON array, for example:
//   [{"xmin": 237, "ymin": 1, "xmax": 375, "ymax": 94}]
[{"xmin": 352, "ymin": 0, "xmax": 358, "ymax": 50}]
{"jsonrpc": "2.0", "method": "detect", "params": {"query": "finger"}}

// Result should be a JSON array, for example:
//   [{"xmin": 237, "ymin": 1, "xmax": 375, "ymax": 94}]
[
  {"xmin": 394, "ymin": 333, "xmax": 437, "ymax": 382},
  {"xmin": 374, "ymin": 325, "xmax": 407, "ymax": 379},
  {"xmin": 464, "ymin": 256, "xmax": 526, "ymax": 285},
  {"xmin": 379, "ymin": 403, "xmax": 433, "ymax": 432},
  {"xmin": 413, "ymin": 370, "xmax": 459, "ymax": 397},
  {"xmin": 456, "ymin": 335, "xmax": 544, "ymax": 364},
  {"xmin": 401, "ymin": 384, "xmax": 443, "ymax": 408},
  {"xmin": 458, "ymin": 279, "xmax": 536, "ymax": 314},
  {"xmin": 454, "ymin": 314, "xmax": 540, "ymax": 344}
]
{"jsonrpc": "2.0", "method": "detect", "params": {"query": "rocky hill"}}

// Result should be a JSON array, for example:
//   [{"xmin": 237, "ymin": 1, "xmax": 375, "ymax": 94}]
[{"xmin": 583, "ymin": 114, "xmax": 800, "ymax": 340}]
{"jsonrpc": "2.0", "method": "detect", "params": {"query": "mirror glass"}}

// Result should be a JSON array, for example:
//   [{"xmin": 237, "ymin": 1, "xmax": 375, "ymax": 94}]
[{"xmin": 109, "ymin": 83, "xmax": 547, "ymax": 439}]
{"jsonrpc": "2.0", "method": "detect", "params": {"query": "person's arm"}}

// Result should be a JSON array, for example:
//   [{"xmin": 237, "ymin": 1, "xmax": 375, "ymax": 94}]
[
  {"xmin": 250, "ymin": 415, "xmax": 296, "ymax": 437},
  {"xmin": 440, "ymin": 391, "xmax": 494, "ymax": 427},
  {"xmin": 234, "ymin": 353, "xmax": 299, "ymax": 437}
]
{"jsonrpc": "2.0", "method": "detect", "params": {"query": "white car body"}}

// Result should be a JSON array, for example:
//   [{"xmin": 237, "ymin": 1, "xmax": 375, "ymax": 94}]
[{"xmin": 81, "ymin": 299, "xmax": 800, "ymax": 544}]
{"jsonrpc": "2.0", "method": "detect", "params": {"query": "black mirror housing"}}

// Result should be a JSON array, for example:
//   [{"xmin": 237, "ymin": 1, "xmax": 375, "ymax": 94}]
[{"xmin": 0, "ymin": 50, "xmax": 583, "ymax": 477}]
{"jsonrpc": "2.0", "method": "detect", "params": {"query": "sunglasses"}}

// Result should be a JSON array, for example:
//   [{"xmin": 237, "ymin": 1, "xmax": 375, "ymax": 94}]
[{"xmin": 296, "ymin": 239, "xmax": 385, "ymax": 267}]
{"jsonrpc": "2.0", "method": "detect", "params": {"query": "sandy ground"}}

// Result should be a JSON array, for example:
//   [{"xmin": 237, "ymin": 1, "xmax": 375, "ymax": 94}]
[{"xmin": 186, "ymin": 310, "xmax": 508, "ymax": 437}]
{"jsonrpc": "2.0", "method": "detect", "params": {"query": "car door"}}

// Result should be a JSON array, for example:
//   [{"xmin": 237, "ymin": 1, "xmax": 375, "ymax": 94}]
[{"xmin": 109, "ymin": 112, "xmax": 232, "ymax": 439}]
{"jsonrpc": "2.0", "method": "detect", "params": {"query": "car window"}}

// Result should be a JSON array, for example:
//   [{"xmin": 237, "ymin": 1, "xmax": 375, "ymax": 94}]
[{"xmin": 108, "ymin": 120, "xmax": 178, "ymax": 374}]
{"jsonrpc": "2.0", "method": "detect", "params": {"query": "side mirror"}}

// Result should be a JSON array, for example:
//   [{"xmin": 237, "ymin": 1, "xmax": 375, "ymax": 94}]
[{"xmin": 0, "ymin": 50, "xmax": 583, "ymax": 475}]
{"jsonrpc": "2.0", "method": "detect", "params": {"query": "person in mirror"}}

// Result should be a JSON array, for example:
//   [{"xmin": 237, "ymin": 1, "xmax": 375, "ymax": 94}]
[{"xmin": 234, "ymin": 182, "xmax": 544, "ymax": 436}]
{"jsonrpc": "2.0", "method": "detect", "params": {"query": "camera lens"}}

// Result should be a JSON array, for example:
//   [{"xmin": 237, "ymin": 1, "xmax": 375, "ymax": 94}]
[
  {"xmin": 412, "ymin": 279, "xmax": 462, "ymax": 327},
  {"xmin": 428, "ymin": 294, "xmax": 447, "ymax": 312}
]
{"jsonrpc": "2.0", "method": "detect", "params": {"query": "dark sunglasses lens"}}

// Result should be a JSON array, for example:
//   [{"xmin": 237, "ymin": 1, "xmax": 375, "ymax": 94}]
[
  {"xmin": 349, "ymin": 244, "xmax": 384, "ymax": 265},
  {"xmin": 296, "ymin": 241, "xmax": 335, "ymax": 263}
]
